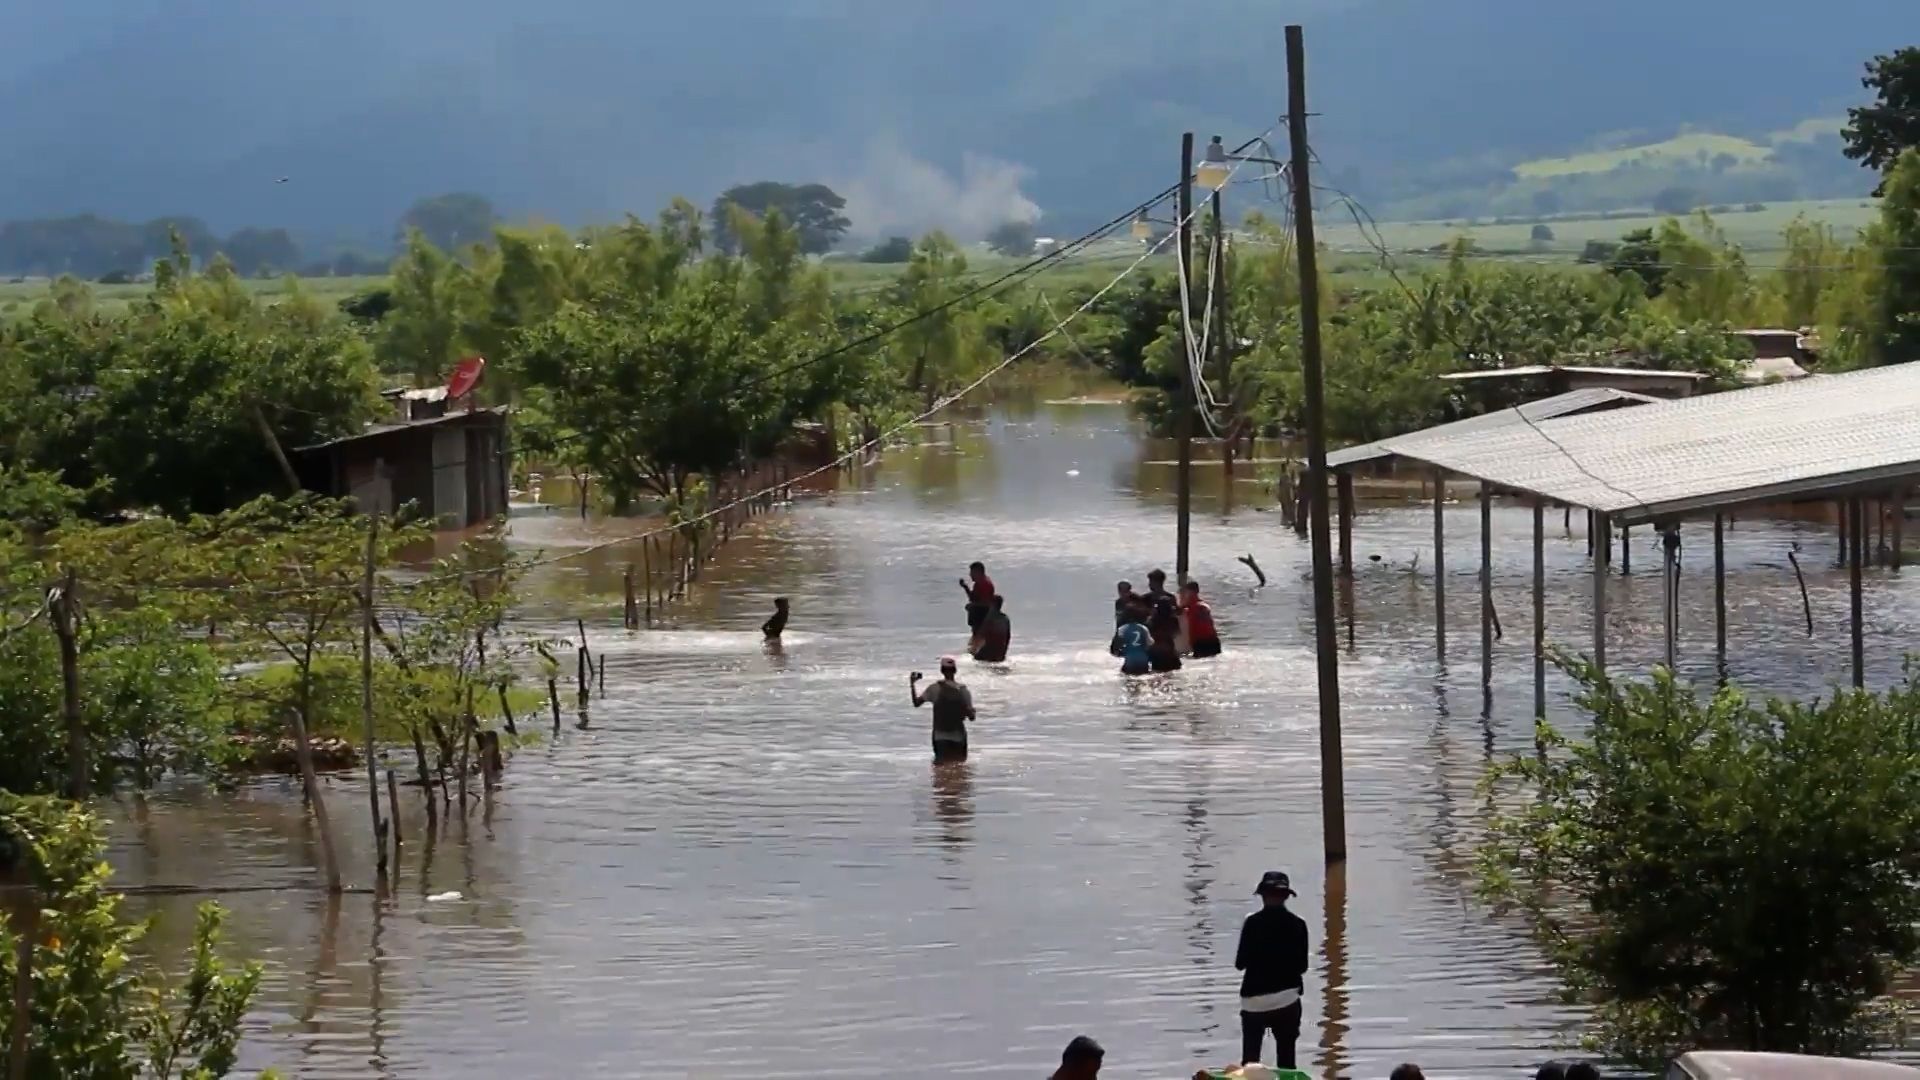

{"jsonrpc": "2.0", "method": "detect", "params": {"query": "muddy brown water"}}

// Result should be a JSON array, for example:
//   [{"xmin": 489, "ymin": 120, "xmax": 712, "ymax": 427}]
[{"xmin": 106, "ymin": 385, "xmax": 1920, "ymax": 1078}]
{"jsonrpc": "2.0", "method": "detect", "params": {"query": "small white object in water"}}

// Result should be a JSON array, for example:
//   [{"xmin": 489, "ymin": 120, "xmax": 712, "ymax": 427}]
[
  {"xmin": 427, "ymin": 890, "xmax": 463, "ymax": 902},
  {"xmin": 1066, "ymin": 469, "xmax": 1081, "ymax": 477}
]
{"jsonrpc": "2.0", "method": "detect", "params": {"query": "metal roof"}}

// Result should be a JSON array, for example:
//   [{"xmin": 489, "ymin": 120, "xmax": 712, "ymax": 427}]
[
  {"xmin": 1376, "ymin": 362, "xmax": 1920, "ymax": 525},
  {"xmin": 1438, "ymin": 364, "xmax": 1708, "ymax": 382},
  {"xmin": 293, "ymin": 406, "xmax": 507, "ymax": 453},
  {"xmin": 1327, "ymin": 388, "xmax": 1657, "ymax": 470}
]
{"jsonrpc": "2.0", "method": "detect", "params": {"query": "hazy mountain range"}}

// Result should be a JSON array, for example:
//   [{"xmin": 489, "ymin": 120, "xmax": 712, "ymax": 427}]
[{"xmin": 4, "ymin": 1, "xmax": 1909, "ymax": 249}]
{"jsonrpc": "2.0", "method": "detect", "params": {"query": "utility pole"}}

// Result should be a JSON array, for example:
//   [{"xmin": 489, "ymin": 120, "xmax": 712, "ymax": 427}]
[
  {"xmin": 361, "ymin": 512, "xmax": 387, "ymax": 883},
  {"xmin": 1287, "ymin": 24, "xmax": 1346, "ymax": 863},
  {"xmin": 1209, "ymin": 184, "xmax": 1234, "ymax": 481},
  {"xmin": 1176, "ymin": 132, "xmax": 1196, "ymax": 584}
]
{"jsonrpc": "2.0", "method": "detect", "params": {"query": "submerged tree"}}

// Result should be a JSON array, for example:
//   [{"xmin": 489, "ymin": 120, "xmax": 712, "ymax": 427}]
[{"xmin": 1479, "ymin": 661, "xmax": 1920, "ymax": 1064}]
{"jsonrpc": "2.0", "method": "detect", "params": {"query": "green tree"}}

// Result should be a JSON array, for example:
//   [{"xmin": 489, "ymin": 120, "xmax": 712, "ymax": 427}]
[
  {"xmin": 0, "ymin": 795, "xmax": 261, "ymax": 1078},
  {"xmin": 861, "ymin": 236, "xmax": 914, "ymax": 263},
  {"xmin": 985, "ymin": 220, "xmax": 1036, "ymax": 257},
  {"xmin": 1843, "ymin": 48, "xmax": 1920, "ymax": 193},
  {"xmin": 1871, "ymin": 149, "xmax": 1920, "ymax": 364},
  {"xmin": 217, "ymin": 227, "xmax": 300, "ymax": 276},
  {"xmin": 395, "ymin": 193, "xmax": 497, "ymax": 252},
  {"xmin": 709, "ymin": 181, "xmax": 850, "ymax": 255},
  {"xmin": 1480, "ymin": 662, "xmax": 1920, "ymax": 1064}
]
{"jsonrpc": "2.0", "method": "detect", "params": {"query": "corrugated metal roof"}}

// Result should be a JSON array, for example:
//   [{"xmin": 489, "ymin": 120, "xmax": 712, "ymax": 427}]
[
  {"xmin": 1327, "ymin": 388, "xmax": 1657, "ymax": 470},
  {"xmin": 293, "ymin": 406, "xmax": 508, "ymax": 453},
  {"xmin": 1438, "ymin": 364, "xmax": 1707, "ymax": 382},
  {"xmin": 1377, "ymin": 363, "xmax": 1920, "ymax": 524}
]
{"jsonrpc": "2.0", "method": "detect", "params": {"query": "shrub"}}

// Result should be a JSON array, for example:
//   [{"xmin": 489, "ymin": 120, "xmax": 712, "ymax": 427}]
[
  {"xmin": 1479, "ymin": 660, "xmax": 1920, "ymax": 1065},
  {"xmin": 1531, "ymin": 224, "xmax": 1556, "ymax": 243},
  {"xmin": 0, "ymin": 795, "xmax": 262, "ymax": 1078}
]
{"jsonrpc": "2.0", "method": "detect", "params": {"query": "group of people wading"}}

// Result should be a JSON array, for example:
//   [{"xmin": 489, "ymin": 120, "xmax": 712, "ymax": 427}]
[
  {"xmin": 901, "ymin": 561, "xmax": 1225, "ymax": 766},
  {"xmin": 1112, "ymin": 566, "xmax": 1221, "ymax": 675}
]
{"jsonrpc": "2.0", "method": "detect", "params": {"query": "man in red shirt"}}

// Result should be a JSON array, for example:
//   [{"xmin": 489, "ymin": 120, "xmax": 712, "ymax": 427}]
[
  {"xmin": 958, "ymin": 561, "xmax": 995, "ymax": 635},
  {"xmin": 1181, "ymin": 580, "xmax": 1222, "ymax": 658}
]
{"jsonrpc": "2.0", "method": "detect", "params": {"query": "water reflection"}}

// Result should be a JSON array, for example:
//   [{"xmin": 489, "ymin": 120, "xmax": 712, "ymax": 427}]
[{"xmin": 98, "ymin": 386, "xmax": 1920, "ymax": 1077}]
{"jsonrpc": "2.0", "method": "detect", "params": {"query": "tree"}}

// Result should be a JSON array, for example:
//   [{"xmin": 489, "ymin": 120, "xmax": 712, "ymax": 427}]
[
  {"xmin": 1651, "ymin": 185, "xmax": 1699, "ymax": 215},
  {"xmin": 1, "ymin": 795, "xmax": 261, "ymax": 1078},
  {"xmin": 1869, "ymin": 149, "xmax": 1920, "ymax": 364},
  {"xmin": 709, "ymin": 181, "xmax": 850, "ymax": 255},
  {"xmin": 861, "ymin": 236, "xmax": 914, "ymax": 263},
  {"xmin": 1480, "ymin": 662, "xmax": 1920, "ymax": 1064},
  {"xmin": 985, "ymin": 219, "xmax": 1036, "ymax": 257},
  {"xmin": 395, "ymin": 193, "xmax": 497, "ymax": 252},
  {"xmin": 1843, "ymin": 48, "xmax": 1920, "ymax": 193},
  {"xmin": 218, "ymin": 226, "xmax": 300, "ymax": 276},
  {"xmin": 1606, "ymin": 228, "xmax": 1669, "ymax": 297},
  {"xmin": 1529, "ymin": 223, "xmax": 1555, "ymax": 245}
]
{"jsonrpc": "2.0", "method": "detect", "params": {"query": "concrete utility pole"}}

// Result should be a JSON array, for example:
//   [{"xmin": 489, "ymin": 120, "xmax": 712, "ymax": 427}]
[
  {"xmin": 1287, "ymin": 24, "xmax": 1346, "ymax": 863},
  {"xmin": 1176, "ymin": 133, "xmax": 1196, "ymax": 584}
]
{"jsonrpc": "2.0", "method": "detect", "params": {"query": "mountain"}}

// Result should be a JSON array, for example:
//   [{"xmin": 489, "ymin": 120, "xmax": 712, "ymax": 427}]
[{"xmin": 1, "ymin": 0, "xmax": 1909, "ymax": 244}]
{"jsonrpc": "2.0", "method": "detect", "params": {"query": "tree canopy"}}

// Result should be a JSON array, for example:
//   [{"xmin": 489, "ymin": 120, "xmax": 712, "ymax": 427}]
[
  {"xmin": 395, "ymin": 192, "xmax": 498, "ymax": 252},
  {"xmin": 1843, "ymin": 47, "xmax": 1920, "ymax": 192},
  {"xmin": 709, "ymin": 181, "xmax": 850, "ymax": 255}
]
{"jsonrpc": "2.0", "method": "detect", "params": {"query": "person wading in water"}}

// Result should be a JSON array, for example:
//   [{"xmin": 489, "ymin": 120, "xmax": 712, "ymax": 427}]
[
  {"xmin": 1147, "ymin": 592, "xmax": 1184, "ymax": 672},
  {"xmin": 1236, "ymin": 870, "xmax": 1308, "ymax": 1070},
  {"xmin": 1115, "ymin": 598, "xmax": 1154, "ymax": 675},
  {"xmin": 971, "ymin": 594, "xmax": 1011, "ymax": 662},
  {"xmin": 1180, "ymin": 581, "xmax": 1221, "ymax": 658},
  {"xmin": 911, "ymin": 657, "xmax": 975, "ymax": 762},
  {"xmin": 958, "ymin": 561, "xmax": 996, "ymax": 650},
  {"xmin": 761, "ymin": 597, "xmax": 790, "ymax": 641}
]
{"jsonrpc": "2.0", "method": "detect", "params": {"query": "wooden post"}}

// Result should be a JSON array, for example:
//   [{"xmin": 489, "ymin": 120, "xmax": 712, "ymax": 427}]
[
  {"xmin": 386, "ymin": 768, "xmax": 403, "ymax": 850},
  {"xmin": 286, "ymin": 704, "xmax": 342, "ymax": 893},
  {"xmin": 361, "ymin": 516, "xmax": 386, "ymax": 880},
  {"xmin": 1432, "ymin": 470, "xmax": 1447, "ymax": 659},
  {"xmin": 623, "ymin": 565, "xmax": 636, "ymax": 629},
  {"xmin": 547, "ymin": 678, "xmax": 561, "ymax": 735},
  {"xmin": 1287, "ymin": 23, "xmax": 1345, "ymax": 863},
  {"xmin": 1713, "ymin": 514, "xmax": 1727, "ymax": 668},
  {"xmin": 643, "ymin": 539, "xmax": 654, "ymax": 622},
  {"xmin": 1479, "ymin": 483, "xmax": 1493, "ymax": 689},
  {"xmin": 1839, "ymin": 501, "xmax": 1849, "ymax": 567},
  {"xmin": 496, "ymin": 682, "xmax": 517, "ymax": 736},
  {"xmin": 1532, "ymin": 501, "xmax": 1546, "ymax": 722},
  {"xmin": 1895, "ymin": 490, "xmax": 1907, "ymax": 571},
  {"xmin": 249, "ymin": 403, "xmax": 303, "ymax": 494},
  {"xmin": 1593, "ymin": 512, "xmax": 1610, "ymax": 673},
  {"xmin": 1620, "ymin": 524, "xmax": 1631, "ymax": 575},
  {"xmin": 1175, "ymin": 131, "xmax": 1196, "ymax": 585},
  {"xmin": 1662, "ymin": 527, "xmax": 1678, "ymax": 671},
  {"xmin": 457, "ymin": 685, "xmax": 473, "ymax": 814},
  {"xmin": 50, "ymin": 568, "xmax": 85, "ymax": 799},
  {"xmin": 8, "ymin": 900, "xmax": 35, "ymax": 1080},
  {"xmin": 1851, "ymin": 498, "xmax": 1865, "ymax": 689},
  {"xmin": 1336, "ymin": 472, "xmax": 1355, "ymax": 577}
]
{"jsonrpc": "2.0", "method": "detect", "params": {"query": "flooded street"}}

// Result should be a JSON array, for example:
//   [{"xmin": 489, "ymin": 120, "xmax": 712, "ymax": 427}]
[{"xmin": 107, "ymin": 385, "xmax": 1920, "ymax": 1078}]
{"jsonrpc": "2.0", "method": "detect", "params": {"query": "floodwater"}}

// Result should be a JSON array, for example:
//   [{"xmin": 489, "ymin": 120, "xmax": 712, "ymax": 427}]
[{"xmin": 107, "ymin": 379, "xmax": 1920, "ymax": 1078}]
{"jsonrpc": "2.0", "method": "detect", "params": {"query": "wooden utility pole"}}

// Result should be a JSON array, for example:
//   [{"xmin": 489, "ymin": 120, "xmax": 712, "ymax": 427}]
[
  {"xmin": 1176, "ymin": 133, "xmax": 1197, "ymax": 584},
  {"xmin": 249, "ymin": 403, "xmax": 303, "ymax": 494},
  {"xmin": 50, "ymin": 569, "xmax": 85, "ymax": 799},
  {"xmin": 361, "ymin": 514, "xmax": 387, "ymax": 881},
  {"xmin": 1287, "ymin": 24, "xmax": 1346, "ymax": 863}
]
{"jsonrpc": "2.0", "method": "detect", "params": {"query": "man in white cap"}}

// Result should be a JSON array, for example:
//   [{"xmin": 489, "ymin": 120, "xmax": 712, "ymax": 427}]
[
  {"xmin": 1236, "ymin": 870, "xmax": 1308, "ymax": 1068},
  {"xmin": 910, "ymin": 656, "xmax": 975, "ymax": 763}
]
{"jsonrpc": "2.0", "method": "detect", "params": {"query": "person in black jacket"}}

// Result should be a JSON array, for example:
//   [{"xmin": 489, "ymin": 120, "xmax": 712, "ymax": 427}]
[{"xmin": 1236, "ymin": 870, "xmax": 1309, "ymax": 1068}]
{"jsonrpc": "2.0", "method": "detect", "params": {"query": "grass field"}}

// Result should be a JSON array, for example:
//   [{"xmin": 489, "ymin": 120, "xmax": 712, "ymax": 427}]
[
  {"xmin": 1513, "ymin": 132, "xmax": 1775, "ymax": 179},
  {"xmin": 1314, "ymin": 197, "xmax": 1882, "ymax": 263},
  {"xmin": 0, "ymin": 195, "xmax": 1885, "ymax": 319},
  {"xmin": 0, "ymin": 273, "xmax": 383, "ymax": 319}
]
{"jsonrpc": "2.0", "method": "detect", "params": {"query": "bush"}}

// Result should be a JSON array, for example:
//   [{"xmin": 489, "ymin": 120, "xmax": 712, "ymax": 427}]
[
  {"xmin": 0, "ymin": 795, "xmax": 262, "ymax": 1078},
  {"xmin": 1479, "ymin": 661, "xmax": 1920, "ymax": 1065},
  {"xmin": 1744, "ymin": 202, "xmax": 1768, "ymax": 212},
  {"xmin": 860, "ymin": 236, "xmax": 914, "ymax": 263},
  {"xmin": 1530, "ymin": 224, "xmax": 1556, "ymax": 243}
]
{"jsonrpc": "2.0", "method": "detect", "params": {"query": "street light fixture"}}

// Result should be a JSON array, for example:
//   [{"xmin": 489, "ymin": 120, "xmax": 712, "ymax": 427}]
[{"xmin": 1196, "ymin": 136, "xmax": 1233, "ymax": 191}]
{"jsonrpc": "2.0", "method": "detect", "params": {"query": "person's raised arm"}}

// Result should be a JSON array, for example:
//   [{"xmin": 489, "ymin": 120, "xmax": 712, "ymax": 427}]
[{"xmin": 910, "ymin": 673, "xmax": 927, "ymax": 707}]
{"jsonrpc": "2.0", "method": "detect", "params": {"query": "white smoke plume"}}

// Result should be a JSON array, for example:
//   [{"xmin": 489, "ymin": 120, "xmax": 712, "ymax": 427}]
[{"xmin": 833, "ymin": 139, "xmax": 1041, "ymax": 243}]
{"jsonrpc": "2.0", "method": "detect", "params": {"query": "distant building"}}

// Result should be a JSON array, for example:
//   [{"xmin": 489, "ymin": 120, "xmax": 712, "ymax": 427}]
[
  {"xmin": 294, "ymin": 396, "xmax": 510, "ymax": 529},
  {"xmin": 1730, "ymin": 328, "xmax": 1813, "ymax": 384}
]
